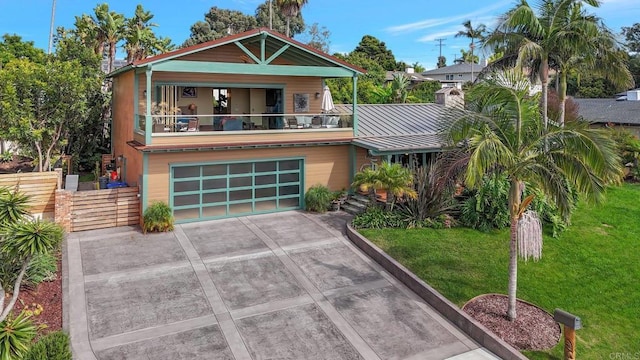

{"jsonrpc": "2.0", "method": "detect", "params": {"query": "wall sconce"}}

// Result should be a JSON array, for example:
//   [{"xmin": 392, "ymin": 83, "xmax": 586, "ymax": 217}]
[
  {"xmin": 143, "ymin": 90, "xmax": 147, "ymax": 96},
  {"xmin": 315, "ymin": 92, "xmax": 320, "ymax": 99}
]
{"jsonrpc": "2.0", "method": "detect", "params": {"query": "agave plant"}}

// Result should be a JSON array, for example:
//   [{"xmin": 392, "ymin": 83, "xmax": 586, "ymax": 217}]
[
  {"xmin": 0, "ymin": 311, "xmax": 39, "ymax": 360},
  {"xmin": 0, "ymin": 187, "xmax": 30, "ymax": 226}
]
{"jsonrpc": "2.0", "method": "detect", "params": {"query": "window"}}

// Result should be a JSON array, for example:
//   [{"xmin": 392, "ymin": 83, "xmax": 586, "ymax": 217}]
[{"xmin": 445, "ymin": 74, "xmax": 454, "ymax": 80}]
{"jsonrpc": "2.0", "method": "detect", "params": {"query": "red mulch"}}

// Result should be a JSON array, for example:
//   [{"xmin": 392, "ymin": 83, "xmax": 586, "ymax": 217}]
[
  {"xmin": 11, "ymin": 257, "xmax": 63, "ymax": 335},
  {"xmin": 463, "ymin": 294, "xmax": 560, "ymax": 351},
  {"xmin": 0, "ymin": 155, "xmax": 34, "ymax": 174}
]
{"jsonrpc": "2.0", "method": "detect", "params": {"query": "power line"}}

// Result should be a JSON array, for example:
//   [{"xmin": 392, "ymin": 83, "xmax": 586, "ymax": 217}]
[{"xmin": 434, "ymin": 38, "xmax": 446, "ymax": 58}]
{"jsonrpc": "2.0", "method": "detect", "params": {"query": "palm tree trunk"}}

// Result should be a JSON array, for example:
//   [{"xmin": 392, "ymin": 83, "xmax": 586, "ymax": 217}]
[
  {"xmin": 558, "ymin": 69, "xmax": 568, "ymax": 127},
  {"xmin": 540, "ymin": 58, "xmax": 549, "ymax": 130},
  {"xmin": 108, "ymin": 41, "xmax": 116, "ymax": 73},
  {"xmin": 507, "ymin": 180, "xmax": 521, "ymax": 321},
  {"xmin": 286, "ymin": 17, "xmax": 290, "ymax": 37}
]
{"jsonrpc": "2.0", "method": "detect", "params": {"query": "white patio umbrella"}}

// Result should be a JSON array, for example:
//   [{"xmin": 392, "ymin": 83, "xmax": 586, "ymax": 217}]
[{"xmin": 321, "ymin": 85, "xmax": 335, "ymax": 113}]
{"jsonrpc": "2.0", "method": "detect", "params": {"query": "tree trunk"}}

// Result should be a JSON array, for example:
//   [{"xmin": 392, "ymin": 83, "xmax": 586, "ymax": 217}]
[
  {"xmin": 540, "ymin": 58, "xmax": 549, "ymax": 130},
  {"xmin": 558, "ymin": 69, "xmax": 568, "ymax": 127},
  {"xmin": 0, "ymin": 258, "xmax": 30, "ymax": 323},
  {"xmin": 108, "ymin": 41, "xmax": 116, "ymax": 73},
  {"xmin": 507, "ymin": 180, "xmax": 521, "ymax": 321},
  {"xmin": 286, "ymin": 17, "xmax": 290, "ymax": 37}
]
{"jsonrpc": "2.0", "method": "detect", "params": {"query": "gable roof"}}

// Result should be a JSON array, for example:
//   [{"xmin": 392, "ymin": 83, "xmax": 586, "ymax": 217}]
[
  {"xmin": 109, "ymin": 28, "xmax": 364, "ymax": 77},
  {"xmin": 335, "ymin": 103, "xmax": 449, "ymax": 154},
  {"xmin": 575, "ymin": 98, "xmax": 640, "ymax": 125},
  {"xmin": 385, "ymin": 71, "xmax": 433, "ymax": 82},
  {"xmin": 422, "ymin": 62, "xmax": 486, "ymax": 76}
]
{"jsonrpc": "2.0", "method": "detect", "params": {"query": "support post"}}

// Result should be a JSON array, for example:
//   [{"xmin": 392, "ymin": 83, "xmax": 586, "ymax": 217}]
[{"xmin": 554, "ymin": 309, "xmax": 581, "ymax": 360}]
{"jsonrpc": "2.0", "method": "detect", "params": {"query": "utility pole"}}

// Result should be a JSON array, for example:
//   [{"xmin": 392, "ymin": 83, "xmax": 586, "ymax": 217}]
[
  {"xmin": 434, "ymin": 38, "xmax": 446, "ymax": 58},
  {"xmin": 48, "ymin": 0, "xmax": 56, "ymax": 54}
]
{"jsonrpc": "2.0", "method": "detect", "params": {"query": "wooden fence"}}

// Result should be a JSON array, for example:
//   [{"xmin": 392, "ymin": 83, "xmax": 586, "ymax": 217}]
[
  {"xmin": 56, "ymin": 187, "xmax": 140, "ymax": 232},
  {"xmin": 0, "ymin": 171, "xmax": 60, "ymax": 219}
]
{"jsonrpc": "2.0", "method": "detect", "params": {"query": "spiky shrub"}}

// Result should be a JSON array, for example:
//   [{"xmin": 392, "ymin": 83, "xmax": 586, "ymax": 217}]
[
  {"xmin": 22, "ymin": 331, "xmax": 72, "ymax": 360},
  {"xmin": 397, "ymin": 162, "xmax": 457, "ymax": 228},
  {"xmin": 304, "ymin": 185, "xmax": 333, "ymax": 213},
  {"xmin": 142, "ymin": 202, "xmax": 174, "ymax": 233},
  {"xmin": 0, "ymin": 311, "xmax": 38, "ymax": 360},
  {"xmin": 0, "ymin": 187, "xmax": 30, "ymax": 225}
]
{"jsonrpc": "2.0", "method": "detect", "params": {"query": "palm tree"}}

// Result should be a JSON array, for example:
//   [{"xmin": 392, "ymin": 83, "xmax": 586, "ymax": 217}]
[
  {"xmin": 443, "ymin": 70, "xmax": 621, "ymax": 320},
  {"xmin": 275, "ymin": 0, "xmax": 308, "ymax": 37},
  {"xmin": 553, "ymin": 4, "xmax": 633, "ymax": 125},
  {"xmin": 123, "ymin": 5, "xmax": 175, "ymax": 62},
  {"xmin": 455, "ymin": 20, "xmax": 487, "ymax": 81},
  {"xmin": 352, "ymin": 162, "xmax": 416, "ymax": 209},
  {"xmin": 484, "ymin": 0, "xmax": 601, "ymax": 129},
  {"xmin": 94, "ymin": 3, "xmax": 125, "ymax": 73}
]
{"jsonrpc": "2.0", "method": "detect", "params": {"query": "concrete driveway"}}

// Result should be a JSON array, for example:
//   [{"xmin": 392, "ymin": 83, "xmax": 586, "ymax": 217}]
[{"xmin": 66, "ymin": 211, "xmax": 498, "ymax": 360}]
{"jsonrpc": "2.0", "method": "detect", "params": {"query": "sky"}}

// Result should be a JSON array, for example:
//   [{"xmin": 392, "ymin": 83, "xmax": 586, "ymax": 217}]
[{"xmin": 0, "ymin": 0, "xmax": 638, "ymax": 70}]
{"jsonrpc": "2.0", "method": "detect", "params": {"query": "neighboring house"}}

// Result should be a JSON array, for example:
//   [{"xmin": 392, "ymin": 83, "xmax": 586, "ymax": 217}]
[
  {"xmin": 421, "ymin": 62, "xmax": 486, "ymax": 89},
  {"xmin": 108, "ymin": 28, "xmax": 364, "ymax": 223},
  {"xmin": 384, "ymin": 68, "xmax": 434, "ymax": 89},
  {"xmin": 575, "ymin": 89, "xmax": 640, "ymax": 137},
  {"xmin": 101, "ymin": 59, "xmax": 128, "ymax": 73}
]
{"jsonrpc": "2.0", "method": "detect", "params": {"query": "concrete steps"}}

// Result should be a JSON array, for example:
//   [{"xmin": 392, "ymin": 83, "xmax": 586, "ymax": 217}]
[{"xmin": 342, "ymin": 194, "xmax": 372, "ymax": 215}]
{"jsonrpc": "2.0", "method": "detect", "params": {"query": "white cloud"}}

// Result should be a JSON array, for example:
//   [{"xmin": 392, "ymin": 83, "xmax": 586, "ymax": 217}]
[
  {"xmin": 385, "ymin": 0, "xmax": 511, "ymax": 35},
  {"xmin": 418, "ymin": 30, "xmax": 460, "ymax": 43}
]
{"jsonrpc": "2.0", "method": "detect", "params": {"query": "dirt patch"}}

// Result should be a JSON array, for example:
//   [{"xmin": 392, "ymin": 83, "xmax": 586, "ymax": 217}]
[
  {"xmin": 12, "ymin": 257, "xmax": 63, "ymax": 335},
  {"xmin": 0, "ymin": 155, "xmax": 35, "ymax": 174},
  {"xmin": 463, "ymin": 294, "xmax": 560, "ymax": 351}
]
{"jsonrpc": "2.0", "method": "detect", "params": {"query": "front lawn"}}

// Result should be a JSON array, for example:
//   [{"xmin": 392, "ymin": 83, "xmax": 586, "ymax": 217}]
[{"xmin": 360, "ymin": 184, "xmax": 640, "ymax": 359}]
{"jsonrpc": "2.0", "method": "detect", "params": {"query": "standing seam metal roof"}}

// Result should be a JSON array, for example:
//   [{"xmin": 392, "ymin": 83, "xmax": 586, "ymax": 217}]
[{"xmin": 334, "ymin": 103, "xmax": 450, "ymax": 153}]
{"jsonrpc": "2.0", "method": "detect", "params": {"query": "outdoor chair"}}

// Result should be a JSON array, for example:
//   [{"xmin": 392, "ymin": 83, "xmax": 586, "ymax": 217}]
[
  {"xmin": 311, "ymin": 117, "xmax": 323, "ymax": 128},
  {"xmin": 187, "ymin": 119, "xmax": 199, "ymax": 132}
]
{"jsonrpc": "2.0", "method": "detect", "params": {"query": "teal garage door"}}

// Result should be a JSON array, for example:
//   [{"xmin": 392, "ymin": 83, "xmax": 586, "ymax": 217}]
[{"xmin": 171, "ymin": 159, "xmax": 303, "ymax": 222}]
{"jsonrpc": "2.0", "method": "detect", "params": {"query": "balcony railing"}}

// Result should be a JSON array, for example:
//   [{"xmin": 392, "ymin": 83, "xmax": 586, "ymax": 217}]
[{"xmin": 137, "ymin": 113, "xmax": 353, "ymax": 135}]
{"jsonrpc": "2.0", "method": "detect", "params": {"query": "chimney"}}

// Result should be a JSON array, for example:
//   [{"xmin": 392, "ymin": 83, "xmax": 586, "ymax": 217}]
[
  {"xmin": 435, "ymin": 87, "xmax": 464, "ymax": 108},
  {"xmin": 628, "ymin": 90, "xmax": 640, "ymax": 101},
  {"xmin": 405, "ymin": 67, "xmax": 414, "ymax": 74}
]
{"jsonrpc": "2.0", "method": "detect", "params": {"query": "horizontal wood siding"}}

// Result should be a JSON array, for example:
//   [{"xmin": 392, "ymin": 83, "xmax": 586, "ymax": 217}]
[
  {"xmin": 151, "ymin": 129, "xmax": 353, "ymax": 146},
  {"xmin": 179, "ymin": 43, "xmax": 251, "ymax": 63},
  {"xmin": 112, "ymin": 71, "xmax": 143, "ymax": 187},
  {"xmin": 146, "ymin": 145, "xmax": 351, "ymax": 207},
  {"xmin": 69, "ymin": 188, "xmax": 139, "ymax": 232},
  {"xmin": 0, "ymin": 172, "xmax": 58, "ymax": 217},
  {"xmin": 355, "ymin": 146, "xmax": 375, "ymax": 171}
]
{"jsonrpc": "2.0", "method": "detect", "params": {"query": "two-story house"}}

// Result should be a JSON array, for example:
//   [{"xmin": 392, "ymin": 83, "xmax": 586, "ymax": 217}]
[
  {"xmin": 421, "ymin": 62, "xmax": 486, "ymax": 89},
  {"xmin": 109, "ymin": 28, "xmax": 366, "ymax": 223}
]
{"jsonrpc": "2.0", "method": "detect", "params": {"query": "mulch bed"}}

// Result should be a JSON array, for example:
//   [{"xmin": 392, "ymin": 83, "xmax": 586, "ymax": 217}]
[
  {"xmin": 0, "ymin": 155, "xmax": 34, "ymax": 174},
  {"xmin": 463, "ymin": 294, "xmax": 560, "ymax": 351},
  {"xmin": 11, "ymin": 257, "xmax": 63, "ymax": 335}
]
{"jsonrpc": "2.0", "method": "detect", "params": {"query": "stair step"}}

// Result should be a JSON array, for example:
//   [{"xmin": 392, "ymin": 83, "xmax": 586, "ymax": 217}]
[
  {"xmin": 341, "ymin": 204, "xmax": 363, "ymax": 215},
  {"xmin": 351, "ymin": 194, "xmax": 371, "ymax": 203},
  {"xmin": 344, "ymin": 199, "xmax": 368, "ymax": 209}
]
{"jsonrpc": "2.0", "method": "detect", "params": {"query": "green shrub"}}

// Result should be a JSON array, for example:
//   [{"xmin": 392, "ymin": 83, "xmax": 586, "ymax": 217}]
[
  {"xmin": 142, "ymin": 202, "xmax": 174, "ymax": 233},
  {"xmin": 459, "ymin": 174, "xmax": 510, "ymax": 231},
  {"xmin": 304, "ymin": 185, "xmax": 333, "ymax": 213},
  {"xmin": 352, "ymin": 207, "xmax": 405, "ymax": 229},
  {"xmin": 0, "ymin": 311, "xmax": 38, "ymax": 360},
  {"xmin": 22, "ymin": 331, "xmax": 72, "ymax": 360},
  {"xmin": 0, "ymin": 152, "xmax": 13, "ymax": 163},
  {"xmin": 25, "ymin": 252, "xmax": 58, "ymax": 287}
]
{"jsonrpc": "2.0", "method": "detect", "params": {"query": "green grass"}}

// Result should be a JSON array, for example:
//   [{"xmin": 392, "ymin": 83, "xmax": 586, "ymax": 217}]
[{"xmin": 360, "ymin": 184, "xmax": 640, "ymax": 359}]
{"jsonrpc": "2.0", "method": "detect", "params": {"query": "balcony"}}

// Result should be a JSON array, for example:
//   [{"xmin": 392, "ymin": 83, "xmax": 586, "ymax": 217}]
[{"xmin": 135, "ymin": 113, "xmax": 354, "ymax": 146}]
